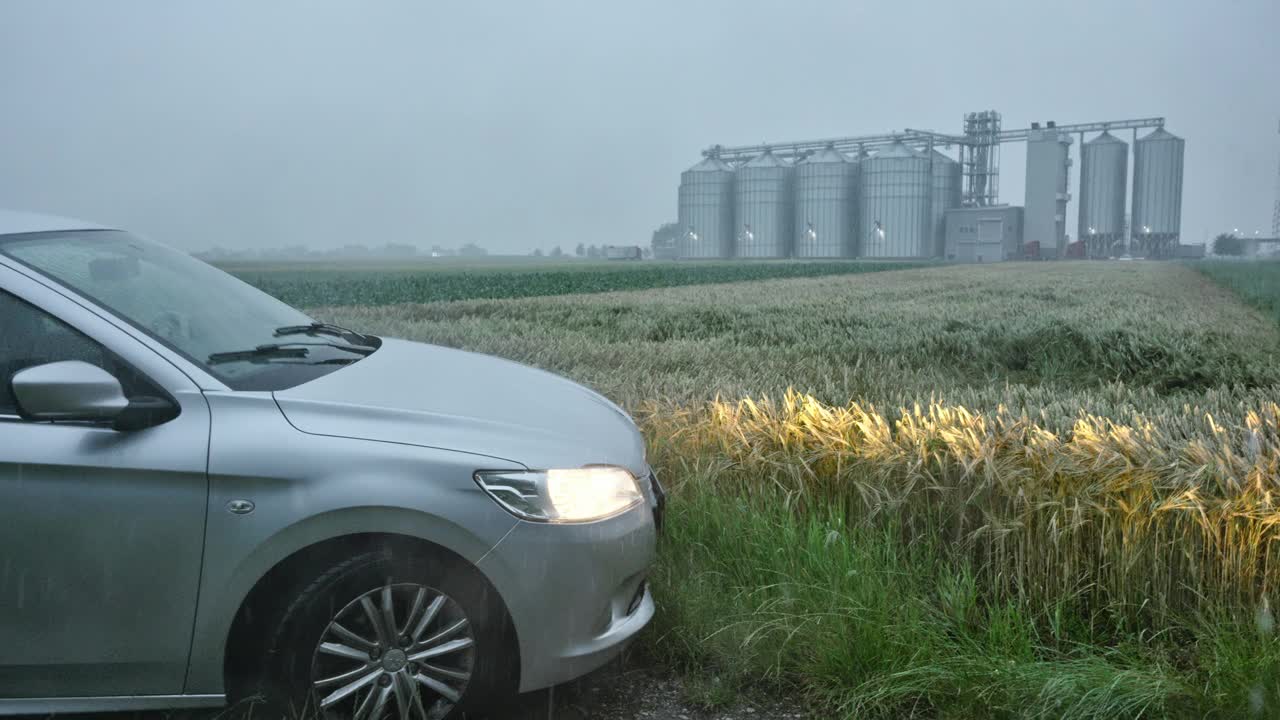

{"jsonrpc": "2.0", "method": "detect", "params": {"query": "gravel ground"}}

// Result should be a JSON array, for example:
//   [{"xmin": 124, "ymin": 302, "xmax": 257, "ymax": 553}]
[
  {"xmin": 481, "ymin": 658, "xmax": 810, "ymax": 720},
  {"xmin": 41, "ymin": 659, "xmax": 808, "ymax": 720}
]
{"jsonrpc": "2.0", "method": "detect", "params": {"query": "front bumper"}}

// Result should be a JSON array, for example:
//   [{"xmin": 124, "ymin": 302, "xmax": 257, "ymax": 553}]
[
  {"xmin": 648, "ymin": 469, "xmax": 667, "ymax": 531},
  {"xmin": 476, "ymin": 496, "xmax": 657, "ymax": 692}
]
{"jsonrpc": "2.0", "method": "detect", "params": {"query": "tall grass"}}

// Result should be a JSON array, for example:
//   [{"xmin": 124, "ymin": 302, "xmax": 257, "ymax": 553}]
[
  {"xmin": 643, "ymin": 390, "xmax": 1280, "ymax": 624},
  {"xmin": 641, "ymin": 386, "xmax": 1280, "ymax": 716},
  {"xmin": 652, "ymin": 484, "xmax": 1280, "ymax": 718},
  {"xmin": 1196, "ymin": 261, "xmax": 1280, "ymax": 326}
]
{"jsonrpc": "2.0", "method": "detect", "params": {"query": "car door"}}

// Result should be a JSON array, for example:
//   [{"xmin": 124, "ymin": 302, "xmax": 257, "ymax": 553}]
[{"xmin": 0, "ymin": 267, "xmax": 210, "ymax": 698}]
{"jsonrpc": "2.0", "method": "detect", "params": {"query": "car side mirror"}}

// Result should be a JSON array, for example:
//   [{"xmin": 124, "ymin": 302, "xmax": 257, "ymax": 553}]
[{"xmin": 11, "ymin": 360, "xmax": 129, "ymax": 423}]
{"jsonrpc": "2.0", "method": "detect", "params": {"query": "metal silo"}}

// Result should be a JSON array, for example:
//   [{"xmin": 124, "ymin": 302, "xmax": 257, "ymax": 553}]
[
  {"xmin": 734, "ymin": 149, "xmax": 793, "ymax": 258},
  {"xmin": 793, "ymin": 144, "xmax": 854, "ymax": 257},
  {"xmin": 858, "ymin": 141, "xmax": 931, "ymax": 258},
  {"xmin": 1131, "ymin": 128, "xmax": 1185, "ymax": 259},
  {"xmin": 677, "ymin": 154, "xmax": 735, "ymax": 258},
  {"xmin": 1077, "ymin": 132, "xmax": 1128, "ymax": 258},
  {"xmin": 928, "ymin": 149, "xmax": 961, "ymax": 258}
]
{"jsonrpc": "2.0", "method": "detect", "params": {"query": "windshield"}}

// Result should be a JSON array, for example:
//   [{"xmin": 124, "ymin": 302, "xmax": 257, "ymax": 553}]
[{"xmin": 0, "ymin": 230, "xmax": 373, "ymax": 390}]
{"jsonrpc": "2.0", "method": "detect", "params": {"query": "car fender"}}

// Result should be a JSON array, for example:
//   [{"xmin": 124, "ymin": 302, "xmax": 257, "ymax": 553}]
[
  {"xmin": 186, "ymin": 505, "xmax": 516, "ymax": 693},
  {"xmin": 186, "ymin": 392, "xmax": 521, "ymax": 694}
]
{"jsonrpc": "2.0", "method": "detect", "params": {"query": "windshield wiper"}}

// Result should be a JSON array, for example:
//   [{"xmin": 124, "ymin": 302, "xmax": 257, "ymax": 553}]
[
  {"xmin": 274, "ymin": 322, "xmax": 374, "ymax": 346},
  {"xmin": 207, "ymin": 341, "xmax": 376, "ymax": 366}
]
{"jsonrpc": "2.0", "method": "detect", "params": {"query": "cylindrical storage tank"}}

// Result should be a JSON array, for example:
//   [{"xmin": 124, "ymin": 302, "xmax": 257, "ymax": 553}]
[
  {"xmin": 677, "ymin": 155, "xmax": 735, "ymax": 258},
  {"xmin": 734, "ymin": 149, "xmax": 793, "ymax": 258},
  {"xmin": 793, "ymin": 144, "xmax": 854, "ymax": 257},
  {"xmin": 1077, "ymin": 132, "xmax": 1128, "ymax": 258},
  {"xmin": 858, "ymin": 141, "xmax": 931, "ymax": 258},
  {"xmin": 1131, "ymin": 128, "xmax": 1185, "ymax": 258},
  {"xmin": 927, "ymin": 149, "xmax": 962, "ymax": 258}
]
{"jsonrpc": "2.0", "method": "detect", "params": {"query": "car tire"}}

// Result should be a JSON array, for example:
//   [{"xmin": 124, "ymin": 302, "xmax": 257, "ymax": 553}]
[{"xmin": 263, "ymin": 548, "xmax": 514, "ymax": 719}]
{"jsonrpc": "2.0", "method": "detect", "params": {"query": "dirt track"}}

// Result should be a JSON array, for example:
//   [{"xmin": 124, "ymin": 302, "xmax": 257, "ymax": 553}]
[{"xmin": 483, "ymin": 657, "xmax": 809, "ymax": 720}]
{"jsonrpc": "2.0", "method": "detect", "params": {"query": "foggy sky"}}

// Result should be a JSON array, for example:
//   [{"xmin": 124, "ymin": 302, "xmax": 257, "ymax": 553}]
[{"xmin": 2, "ymin": 0, "xmax": 1278, "ymax": 253}]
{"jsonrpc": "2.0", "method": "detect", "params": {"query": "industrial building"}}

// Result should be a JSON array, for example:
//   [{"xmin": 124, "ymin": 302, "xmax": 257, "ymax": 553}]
[
  {"xmin": 674, "ymin": 111, "xmax": 1185, "ymax": 261},
  {"xmin": 944, "ymin": 206, "xmax": 1023, "ymax": 263},
  {"xmin": 1023, "ymin": 126, "xmax": 1072, "ymax": 259},
  {"xmin": 1237, "ymin": 237, "xmax": 1280, "ymax": 258}
]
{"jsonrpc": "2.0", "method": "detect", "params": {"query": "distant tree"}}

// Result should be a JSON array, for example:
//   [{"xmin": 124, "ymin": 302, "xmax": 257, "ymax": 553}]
[
  {"xmin": 651, "ymin": 222, "xmax": 680, "ymax": 247},
  {"xmin": 575, "ymin": 243, "xmax": 586, "ymax": 257},
  {"xmin": 587, "ymin": 244, "xmax": 601, "ymax": 259},
  {"xmin": 532, "ymin": 248, "xmax": 544, "ymax": 257},
  {"xmin": 550, "ymin": 245, "xmax": 563, "ymax": 258},
  {"xmin": 1213, "ymin": 233, "xmax": 1246, "ymax": 257},
  {"xmin": 330, "ymin": 244, "xmax": 371, "ymax": 258},
  {"xmin": 651, "ymin": 221, "xmax": 681, "ymax": 259},
  {"xmin": 458, "ymin": 243, "xmax": 487, "ymax": 257},
  {"xmin": 380, "ymin": 243, "xmax": 417, "ymax": 257}
]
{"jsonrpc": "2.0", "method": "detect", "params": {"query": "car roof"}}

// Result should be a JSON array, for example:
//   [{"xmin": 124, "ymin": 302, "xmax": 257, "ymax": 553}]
[{"xmin": 0, "ymin": 208, "xmax": 111, "ymax": 236}]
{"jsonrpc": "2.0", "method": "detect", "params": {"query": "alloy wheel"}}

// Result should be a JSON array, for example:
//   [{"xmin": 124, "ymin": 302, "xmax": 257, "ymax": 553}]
[{"xmin": 310, "ymin": 582, "xmax": 475, "ymax": 720}]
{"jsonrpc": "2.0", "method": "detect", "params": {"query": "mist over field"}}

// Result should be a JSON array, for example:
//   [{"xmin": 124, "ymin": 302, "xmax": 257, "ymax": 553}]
[{"xmin": 1, "ymin": 1, "xmax": 1277, "ymax": 253}]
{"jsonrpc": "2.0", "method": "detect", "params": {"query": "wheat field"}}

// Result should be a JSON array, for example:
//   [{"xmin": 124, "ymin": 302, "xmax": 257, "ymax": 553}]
[{"xmin": 308, "ymin": 262, "xmax": 1280, "ymax": 718}]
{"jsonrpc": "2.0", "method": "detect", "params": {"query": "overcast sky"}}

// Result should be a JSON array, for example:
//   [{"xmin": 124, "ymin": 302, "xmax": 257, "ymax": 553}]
[{"xmin": 1, "ymin": 1, "xmax": 1277, "ymax": 253}]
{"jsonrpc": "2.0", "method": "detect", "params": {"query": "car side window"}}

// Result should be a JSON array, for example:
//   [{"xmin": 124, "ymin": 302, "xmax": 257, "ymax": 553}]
[{"xmin": 0, "ymin": 290, "xmax": 160, "ymax": 417}]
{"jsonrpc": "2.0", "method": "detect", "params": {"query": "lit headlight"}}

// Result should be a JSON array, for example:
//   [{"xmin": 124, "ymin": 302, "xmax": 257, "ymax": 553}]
[{"xmin": 474, "ymin": 466, "xmax": 644, "ymax": 523}]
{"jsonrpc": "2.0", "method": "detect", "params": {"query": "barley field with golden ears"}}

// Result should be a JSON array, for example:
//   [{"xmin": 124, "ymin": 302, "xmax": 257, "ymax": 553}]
[
  {"xmin": 642, "ymin": 390, "xmax": 1280, "ymax": 621},
  {"xmin": 302, "ymin": 261, "xmax": 1280, "ymax": 717}
]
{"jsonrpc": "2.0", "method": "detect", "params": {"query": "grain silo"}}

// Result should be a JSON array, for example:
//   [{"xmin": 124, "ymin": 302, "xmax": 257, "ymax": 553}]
[
  {"xmin": 677, "ymin": 154, "xmax": 735, "ymax": 258},
  {"xmin": 928, "ymin": 149, "xmax": 962, "ymax": 257},
  {"xmin": 734, "ymin": 149, "xmax": 793, "ymax": 258},
  {"xmin": 1077, "ymin": 132, "xmax": 1129, "ymax": 258},
  {"xmin": 793, "ymin": 144, "xmax": 854, "ymax": 257},
  {"xmin": 858, "ymin": 141, "xmax": 931, "ymax": 258},
  {"xmin": 1131, "ymin": 128, "xmax": 1185, "ymax": 258}
]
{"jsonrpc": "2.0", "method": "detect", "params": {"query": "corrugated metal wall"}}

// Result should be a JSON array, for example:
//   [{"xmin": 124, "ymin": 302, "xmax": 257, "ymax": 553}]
[
  {"xmin": 1077, "ymin": 132, "xmax": 1128, "ymax": 257},
  {"xmin": 677, "ymin": 156, "xmax": 735, "ymax": 258},
  {"xmin": 1023, "ymin": 129, "xmax": 1072, "ymax": 259},
  {"xmin": 734, "ymin": 149, "xmax": 793, "ymax": 258},
  {"xmin": 858, "ymin": 142, "xmax": 931, "ymax": 258},
  {"xmin": 793, "ymin": 145, "xmax": 854, "ymax": 258},
  {"xmin": 1131, "ymin": 128, "xmax": 1184, "ymax": 257},
  {"xmin": 928, "ymin": 149, "xmax": 962, "ymax": 258}
]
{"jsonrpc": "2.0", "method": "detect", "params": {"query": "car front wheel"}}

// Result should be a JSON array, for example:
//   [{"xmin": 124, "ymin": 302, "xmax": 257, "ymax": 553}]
[{"xmin": 266, "ymin": 549, "xmax": 512, "ymax": 719}]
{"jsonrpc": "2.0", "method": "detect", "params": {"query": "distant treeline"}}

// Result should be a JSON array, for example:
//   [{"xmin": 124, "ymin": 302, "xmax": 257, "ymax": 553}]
[{"xmin": 196, "ymin": 242, "xmax": 488, "ymax": 262}]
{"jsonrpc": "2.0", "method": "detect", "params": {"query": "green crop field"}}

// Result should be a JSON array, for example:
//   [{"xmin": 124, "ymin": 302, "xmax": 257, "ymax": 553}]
[
  {"xmin": 220, "ymin": 258, "xmax": 923, "ymax": 307},
  {"xmin": 240, "ymin": 260, "xmax": 1280, "ymax": 718},
  {"xmin": 1196, "ymin": 260, "xmax": 1280, "ymax": 326}
]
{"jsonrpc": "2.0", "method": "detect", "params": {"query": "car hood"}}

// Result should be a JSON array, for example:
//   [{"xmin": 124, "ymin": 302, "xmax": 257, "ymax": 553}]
[{"xmin": 273, "ymin": 338, "xmax": 647, "ymax": 475}]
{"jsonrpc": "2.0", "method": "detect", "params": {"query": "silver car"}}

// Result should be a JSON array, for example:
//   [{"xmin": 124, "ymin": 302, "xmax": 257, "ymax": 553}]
[{"xmin": 0, "ymin": 209, "xmax": 662, "ymax": 718}]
